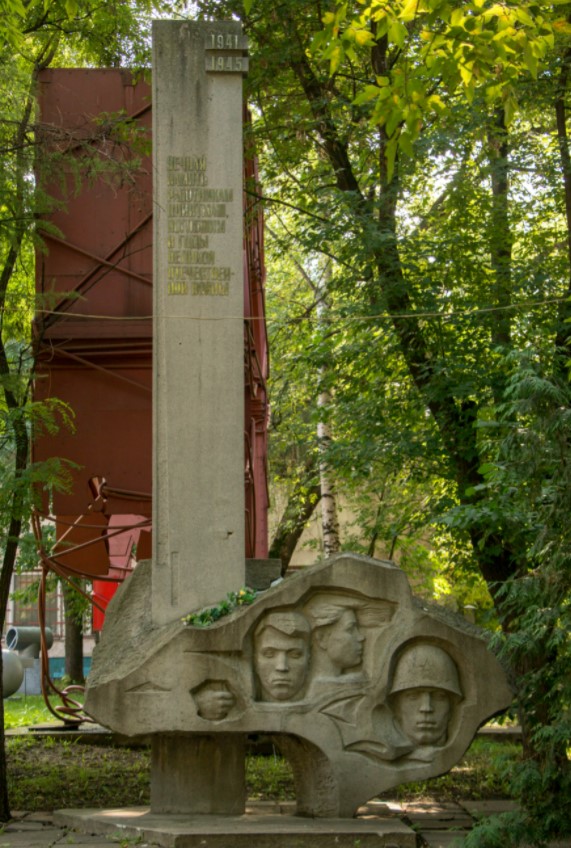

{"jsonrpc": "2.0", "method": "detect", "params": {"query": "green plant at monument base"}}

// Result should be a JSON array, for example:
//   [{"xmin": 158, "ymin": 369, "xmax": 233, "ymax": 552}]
[{"xmin": 181, "ymin": 587, "xmax": 257, "ymax": 627}]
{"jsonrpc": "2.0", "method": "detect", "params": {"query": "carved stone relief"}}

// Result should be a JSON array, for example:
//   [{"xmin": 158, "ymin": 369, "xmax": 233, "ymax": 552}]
[
  {"xmin": 388, "ymin": 642, "xmax": 462, "ymax": 750},
  {"xmin": 85, "ymin": 553, "xmax": 513, "ymax": 817},
  {"xmin": 253, "ymin": 610, "xmax": 311, "ymax": 702}
]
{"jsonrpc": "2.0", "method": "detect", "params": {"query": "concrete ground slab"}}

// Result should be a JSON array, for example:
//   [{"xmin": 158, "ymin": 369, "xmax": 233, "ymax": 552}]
[
  {"xmin": 420, "ymin": 832, "xmax": 466, "ymax": 848},
  {"xmin": 0, "ymin": 829, "xmax": 67, "ymax": 848},
  {"xmin": 2, "ymin": 821, "xmax": 55, "ymax": 832},
  {"xmin": 460, "ymin": 799, "xmax": 518, "ymax": 815},
  {"xmin": 400, "ymin": 800, "xmax": 473, "ymax": 830},
  {"xmin": 53, "ymin": 807, "xmax": 417, "ymax": 848}
]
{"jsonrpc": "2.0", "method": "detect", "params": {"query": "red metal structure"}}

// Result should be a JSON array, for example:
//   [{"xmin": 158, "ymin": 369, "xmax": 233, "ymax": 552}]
[{"xmin": 33, "ymin": 70, "xmax": 269, "ymax": 644}]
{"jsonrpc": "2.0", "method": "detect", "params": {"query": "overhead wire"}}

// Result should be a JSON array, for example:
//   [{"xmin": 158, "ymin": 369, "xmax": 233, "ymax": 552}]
[{"xmin": 34, "ymin": 294, "xmax": 568, "ymax": 325}]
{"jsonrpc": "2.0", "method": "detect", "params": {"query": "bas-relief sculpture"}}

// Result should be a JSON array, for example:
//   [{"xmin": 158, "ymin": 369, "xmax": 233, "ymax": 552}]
[
  {"xmin": 253, "ymin": 611, "xmax": 311, "ymax": 702},
  {"xmin": 389, "ymin": 643, "xmax": 462, "ymax": 750},
  {"xmin": 85, "ymin": 553, "xmax": 513, "ymax": 817}
]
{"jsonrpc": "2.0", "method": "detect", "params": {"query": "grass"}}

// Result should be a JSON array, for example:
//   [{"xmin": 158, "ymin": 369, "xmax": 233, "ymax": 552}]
[
  {"xmin": 381, "ymin": 738, "xmax": 520, "ymax": 802},
  {"xmin": 4, "ymin": 731, "xmax": 521, "ymax": 813},
  {"xmin": 246, "ymin": 752, "xmax": 296, "ymax": 801},
  {"xmin": 6, "ymin": 735, "xmax": 151, "ymax": 811},
  {"xmin": 4, "ymin": 695, "xmax": 522, "ymax": 812},
  {"xmin": 4, "ymin": 695, "xmax": 53, "ymax": 729}
]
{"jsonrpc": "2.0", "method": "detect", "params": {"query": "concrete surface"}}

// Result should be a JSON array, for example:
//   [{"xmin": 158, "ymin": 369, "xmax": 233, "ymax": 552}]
[
  {"xmin": 84, "ymin": 553, "xmax": 513, "ymax": 817},
  {"xmin": 3, "ymin": 799, "xmax": 542, "ymax": 848},
  {"xmin": 152, "ymin": 19, "xmax": 247, "ymax": 625},
  {"xmin": 52, "ymin": 806, "xmax": 417, "ymax": 847}
]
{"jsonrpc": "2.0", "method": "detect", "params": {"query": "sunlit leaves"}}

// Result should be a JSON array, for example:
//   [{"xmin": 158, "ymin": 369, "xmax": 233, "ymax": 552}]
[
  {"xmin": 313, "ymin": 0, "xmax": 565, "ymax": 178},
  {"xmin": 0, "ymin": 0, "xmax": 27, "ymax": 49},
  {"xmin": 64, "ymin": 0, "xmax": 78, "ymax": 18}
]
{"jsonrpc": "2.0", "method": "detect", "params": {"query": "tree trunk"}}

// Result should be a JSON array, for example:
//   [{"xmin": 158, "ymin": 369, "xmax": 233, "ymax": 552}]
[
  {"xmin": 316, "ymin": 262, "xmax": 340, "ymax": 557},
  {"xmin": 316, "ymin": 413, "xmax": 340, "ymax": 557},
  {"xmin": 488, "ymin": 106, "xmax": 512, "ymax": 353},
  {"xmin": 0, "ymin": 651, "xmax": 8, "ymax": 822},
  {"xmin": 554, "ymin": 47, "xmax": 571, "ymax": 380},
  {"xmin": 269, "ymin": 456, "xmax": 321, "ymax": 574},
  {"xmin": 63, "ymin": 582, "xmax": 85, "ymax": 685},
  {"xmin": 0, "ymin": 425, "xmax": 29, "ymax": 822}
]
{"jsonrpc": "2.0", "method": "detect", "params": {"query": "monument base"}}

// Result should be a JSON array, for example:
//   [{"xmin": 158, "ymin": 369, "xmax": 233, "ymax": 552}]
[
  {"xmin": 53, "ymin": 806, "xmax": 416, "ymax": 847},
  {"xmin": 151, "ymin": 734, "xmax": 246, "ymax": 814}
]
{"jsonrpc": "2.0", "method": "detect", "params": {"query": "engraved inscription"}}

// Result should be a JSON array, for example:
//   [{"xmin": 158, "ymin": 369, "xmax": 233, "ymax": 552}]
[
  {"xmin": 192, "ymin": 282, "xmax": 230, "ymax": 297},
  {"xmin": 166, "ymin": 156, "xmax": 234, "ymax": 296},
  {"xmin": 205, "ymin": 55, "xmax": 249, "ymax": 73},
  {"xmin": 205, "ymin": 32, "xmax": 249, "ymax": 50},
  {"xmin": 204, "ymin": 31, "xmax": 249, "ymax": 75}
]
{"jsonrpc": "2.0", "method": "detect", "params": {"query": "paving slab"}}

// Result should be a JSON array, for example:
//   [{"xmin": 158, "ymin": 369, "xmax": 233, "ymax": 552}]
[
  {"xmin": 2, "ymin": 823, "xmax": 53, "ymax": 832},
  {"xmin": 10, "ymin": 815, "xmax": 55, "ymax": 826},
  {"xmin": 10, "ymin": 799, "xmax": 569, "ymax": 848},
  {"xmin": 400, "ymin": 801, "xmax": 473, "ymax": 830},
  {"xmin": 0, "ymin": 830, "xmax": 67, "ymax": 848},
  {"xmin": 459, "ymin": 799, "xmax": 518, "ymax": 816},
  {"xmin": 53, "ymin": 807, "xmax": 417, "ymax": 848},
  {"xmin": 420, "ymin": 832, "xmax": 466, "ymax": 848}
]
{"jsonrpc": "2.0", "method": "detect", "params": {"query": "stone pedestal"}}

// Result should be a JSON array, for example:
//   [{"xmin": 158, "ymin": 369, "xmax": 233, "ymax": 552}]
[
  {"xmin": 54, "ymin": 808, "xmax": 417, "ymax": 848},
  {"xmin": 151, "ymin": 735, "xmax": 246, "ymax": 815}
]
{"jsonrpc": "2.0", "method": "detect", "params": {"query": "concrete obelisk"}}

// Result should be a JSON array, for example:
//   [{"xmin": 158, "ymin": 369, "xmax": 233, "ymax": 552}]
[
  {"xmin": 151, "ymin": 19, "xmax": 248, "ymax": 813},
  {"xmin": 152, "ymin": 20, "xmax": 248, "ymax": 626}
]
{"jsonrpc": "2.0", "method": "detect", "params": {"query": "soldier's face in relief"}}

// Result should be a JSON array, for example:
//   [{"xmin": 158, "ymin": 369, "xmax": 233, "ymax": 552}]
[
  {"xmin": 320, "ymin": 609, "xmax": 364, "ymax": 671},
  {"xmin": 255, "ymin": 627, "xmax": 309, "ymax": 701},
  {"xmin": 392, "ymin": 688, "xmax": 452, "ymax": 746}
]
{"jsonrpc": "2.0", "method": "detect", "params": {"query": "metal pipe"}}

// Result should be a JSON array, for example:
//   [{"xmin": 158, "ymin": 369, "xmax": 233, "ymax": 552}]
[
  {"xmin": 6, "ymin": 626, "xmax": 54, "ymax": 659},
  {"xmin": 2, "ymin": 650, "xmax": 24, "ymax": 698}
]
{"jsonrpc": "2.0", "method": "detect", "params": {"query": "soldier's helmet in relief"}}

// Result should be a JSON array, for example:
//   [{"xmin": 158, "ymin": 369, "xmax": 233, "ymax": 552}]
[{"xmin": 389, "ymin": 643, "xmax": 462, "ymax": 699}]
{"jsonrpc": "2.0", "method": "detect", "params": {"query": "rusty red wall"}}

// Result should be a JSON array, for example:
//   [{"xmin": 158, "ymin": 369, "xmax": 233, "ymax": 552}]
[
  {"xmin": 34, "ymin": 69, "xmax": 269, "ymax": 563},
  {"xmin": 34, "ymin": 70, "xmax": 153, "ymax": 517}
]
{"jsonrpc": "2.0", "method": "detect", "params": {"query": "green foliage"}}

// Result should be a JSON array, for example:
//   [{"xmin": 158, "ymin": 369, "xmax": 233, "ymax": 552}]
[
  {"xmin": 182, "ymin": 587, "xmax": 258, "ymax": 627},
  {"xmin": 385, "ymin": 737, "xmax": 520, "ymax": 802},
  {"xmin": 3, "ymin": 695, "xmax": 52, "ymax": 729},
  {"xmin": 0, "ymin": 0, "xmax": 198, "ymax": 822},
  {"xmin": 190, "ymin": 1, "xmax": 571, "ymax": 838},
  {"xmin": 246, "ymin": 751, "xmax": 296, "ymax": 800},
  {"xmin": 314, "ymin": 0, "xmax": 561, "ymax": 178},
  {"xmin": 446, "ymin": 352, "xmax": 571, "ymax": 844}
]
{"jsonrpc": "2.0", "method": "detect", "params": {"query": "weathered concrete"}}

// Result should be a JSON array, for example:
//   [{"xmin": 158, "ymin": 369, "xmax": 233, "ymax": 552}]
[
  {"xmin": 53, "ymin": 809, "xmax": 417, "ymax": 848},
  {"xmin": 146, "ymin": 19, "xmax": 249, "ymax": 812},
  {"xmin": 85, "ymin": 552, "xmax": 513, "ymax": 818},
  {"xmin": 150, "ymin": 734, "xmax": 246, "ymax": 815},
  {"xmin": 152, "ymin": 19, "xmax": 247, "ymax": 627},
  {"xmin": 246, "ymin": 558, "xmax": 282, "ymax": 590}
]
